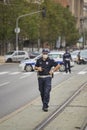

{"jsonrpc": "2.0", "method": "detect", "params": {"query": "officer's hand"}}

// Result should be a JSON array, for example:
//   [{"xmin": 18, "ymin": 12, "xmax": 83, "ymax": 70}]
[
  {"xmin": 37, "ymin": 67, "xmax": 43, "ymax": 72},
  {"xmin": 49, "ymin": 70, "xmax": 54, "ymax": 75}
]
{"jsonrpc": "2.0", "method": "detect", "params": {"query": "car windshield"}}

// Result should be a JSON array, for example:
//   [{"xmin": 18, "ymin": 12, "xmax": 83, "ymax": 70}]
[
  {"xmin": 71, "ymin": 51, "xmax": 79, "ymax": 55},
  {"xmin": 34, "ymin": 54, "xmax": 42, "ymax": 60},
  {"xmin": 32, "ymin": 52, "xmax": 40, "ymax": 55},
  {"xmin": 6, "ymin": 51, "xmax": 14, "ymax": 55},
  {"xmin": 81, "ymin": 50, "xmax": 87, "ymax": 57},
  {"xmin": 48, "ymin": 53, "xmax": 63, "ymax": 59}
]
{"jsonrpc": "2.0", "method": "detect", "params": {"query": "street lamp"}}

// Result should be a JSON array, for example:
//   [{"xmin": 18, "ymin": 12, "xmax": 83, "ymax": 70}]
[{"xmin": 15, "ymin": 8, "xmax": 46, "ymax": 51}]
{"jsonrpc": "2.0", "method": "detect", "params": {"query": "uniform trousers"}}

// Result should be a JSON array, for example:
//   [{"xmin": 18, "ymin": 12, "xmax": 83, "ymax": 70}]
[
  {"xmin": 38, "ymin": 77, "xmax": 52, "ymax": 108},
  {"xmin": 64, "ymin": 60, "xmax": 71, "ymax": 73}
]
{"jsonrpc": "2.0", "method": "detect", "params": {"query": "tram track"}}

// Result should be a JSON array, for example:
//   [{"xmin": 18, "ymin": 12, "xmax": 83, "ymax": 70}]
[{"xmin": 35, "ymin": 81, "xmax": 87, "ymax": 130}]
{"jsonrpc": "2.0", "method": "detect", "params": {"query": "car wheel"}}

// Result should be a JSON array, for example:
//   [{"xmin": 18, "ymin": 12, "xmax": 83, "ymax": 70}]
[
  {"xmin": 25, "ymin": 65, "xmax": 33, "ymax": 72},
  {"xmin": 82, "ymin": 60, "xmax": 86, "ymax": 64},
  {"xmin": 6, "ymin": 58, "xmax": 12, "ymax": 62},
  {"xmin": 59, "ymin": 64, "xmax": 65, "ymax": 72}
]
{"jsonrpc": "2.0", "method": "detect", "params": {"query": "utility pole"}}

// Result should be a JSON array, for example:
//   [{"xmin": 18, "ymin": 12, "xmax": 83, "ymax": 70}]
[
  {"xmin": 15, "ymin": 8, "xmax": 46, "ymax": 51},
  {"xmin": 37, "ymin": 2, "xmax": 41, "ymax": 51}
]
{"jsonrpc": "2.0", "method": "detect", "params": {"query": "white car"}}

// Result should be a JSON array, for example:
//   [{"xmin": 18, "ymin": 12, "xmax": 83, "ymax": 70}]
[
  {"xmin": 4, "ymin": 50, "xmax": 29, "ymax": 62},
  {"xmin": 19, "ymin": 54, "xmax": 42, "ymax": 72},
  {"xmin": 19, "ymin": 51, "xmax": 74, "ymax": 72},
  {"xmin": 71, "ymin": 49, "xmax": 87, "ymax": 64},
  {"xmin": 71, "ymin": 50, "xmax": 80, "ymax": 62}
]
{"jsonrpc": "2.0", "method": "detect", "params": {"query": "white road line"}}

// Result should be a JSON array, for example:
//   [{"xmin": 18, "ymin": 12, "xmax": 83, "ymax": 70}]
[
  {"xmin": 20, "ymin": 72, "xmax": 33, "ymax": 79},
  {"xmin": 10, "ymin": 72, "xmax": 21, "ymax": 75},
  {"xmin": 0, "ymin": 70, "xmax": 86, "ymax": 77},
  {"xmin": 22, "ymin": 72, "xmax": 32, "ymax": 75},
  {"xmin": 54, "ymin": 71, "xmax": 60, "ymax": 75},
  {"xmin": 0, "ymin": 82, "xmax": 10, "ymax": 87},
  {"xmin": 0, "ymin": 72, "xmax": 9, "ymax": 75},
  {"xmin": 63, "ymin": 72, "xmax": 70, "ymax": 75},
  {"xmin": 78, "ymin": 71, "xmax": 87, "ymax": 75}
]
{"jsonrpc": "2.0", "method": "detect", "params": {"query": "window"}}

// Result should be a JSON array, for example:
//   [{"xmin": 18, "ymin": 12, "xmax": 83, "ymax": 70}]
[{"xmin": 18, "ymin": 52, "xmax": 25, "ymax": 55}]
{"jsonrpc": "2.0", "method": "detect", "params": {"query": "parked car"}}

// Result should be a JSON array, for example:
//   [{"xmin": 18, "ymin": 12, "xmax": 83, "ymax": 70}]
[
  {"xmin": 19, "ymin": 51, "xmax": 74, "ymax": 72},
  {"xmin": 71, "ymin": 49, "xmax": 87, "ymax": 64},
  {"xmin": 71, "ymin": 50, "xmax": 80, "ymax": 62},
  {"xmin": 4, "ymin": 50, "xmax": 29, "ymax": 62},
  {"xmin": 48, "ymin": 51, "xmax": 74, "ymax": 71}
]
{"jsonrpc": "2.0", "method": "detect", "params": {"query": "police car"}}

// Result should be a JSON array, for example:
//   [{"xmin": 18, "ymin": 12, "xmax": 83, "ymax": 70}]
[
  {"xmin": 19, "ymin": 51, "xmax": 74, "ymax": 72},
  {"xmin": 19, "ymin": 54, "xmax": 42, "ymax": 72}
]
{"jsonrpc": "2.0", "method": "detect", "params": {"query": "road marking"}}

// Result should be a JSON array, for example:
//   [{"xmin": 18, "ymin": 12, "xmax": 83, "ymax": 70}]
[
  {"xmin": 0, "ymin": 82, "xmax": 10, "ymax": 87},
  {"xmin": 20, "ymin": 72, "xmax": 33, "ymax": 79},
  {"xmin": 10, "ymin": 72, "xmax": 21, "ymax": 75},
  {"xmin": 54, "ymin": 71, "xmax": 60, "ymax": 75},
  {"xmin": 0, "ymin": 72, "xmax": 9, "ymax": 75},
  {"xmin": 22, "ymin": 72, "xmax": 33, "ymax": 75},
  {"xmin": 78, "ymin": 71, "xmax": 87, "ymax": 75},
  {"xmin": 0, "ymin": 70, "xmax": 86, "ymax": 77}
]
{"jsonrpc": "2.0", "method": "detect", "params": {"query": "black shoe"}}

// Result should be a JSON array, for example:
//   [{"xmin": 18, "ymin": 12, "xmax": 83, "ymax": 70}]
[{"xmin": 42, "ymin": 107, "xmax": 48, "ymax": 112}]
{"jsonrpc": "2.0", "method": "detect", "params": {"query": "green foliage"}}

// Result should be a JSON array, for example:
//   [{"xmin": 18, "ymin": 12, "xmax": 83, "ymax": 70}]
[
  {"xmin": 0, "ymin": 0, "xmax": 80, "ymax": 50},
  {"xmin": 41, "ymin": 0, "xmax": 80, "ymax": 45}
]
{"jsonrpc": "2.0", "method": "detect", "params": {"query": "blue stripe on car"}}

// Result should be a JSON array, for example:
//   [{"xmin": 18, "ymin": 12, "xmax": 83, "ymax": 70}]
[{"xmin": 26, "ymin": 63, "xmax": 35, "ymax": 65}]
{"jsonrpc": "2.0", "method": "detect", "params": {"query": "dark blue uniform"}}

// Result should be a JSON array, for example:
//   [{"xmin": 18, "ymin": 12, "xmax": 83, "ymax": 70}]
[
  {"xmin": 63, "ymin": 51, "xmax": 72, "ymax": 73},
  {"xmin": 35, "ymin": 57, "xmax": 57, "ymax": 110}
]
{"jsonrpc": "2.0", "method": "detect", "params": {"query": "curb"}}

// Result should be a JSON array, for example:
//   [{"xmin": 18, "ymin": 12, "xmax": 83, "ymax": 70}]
[{"xmin": 0, "ymin": 56, "xmax": 5, "ymax": 63}]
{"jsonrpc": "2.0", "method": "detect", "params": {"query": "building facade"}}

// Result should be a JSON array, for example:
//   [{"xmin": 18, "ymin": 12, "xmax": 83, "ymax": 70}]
[
  {"xmin": 54, "ymin": 0, "xmax": 69, "ymax": 7},
  {"xmin": 84, "ymin": 0, "xmax": 87, "ymax": 16},
  {"xmin": 68, "ymin": 0, "xmax": 84, "ymax": 29},
  {"xmin": 54, "ymin": 0, "xmax": 84, "ymax": 30}
]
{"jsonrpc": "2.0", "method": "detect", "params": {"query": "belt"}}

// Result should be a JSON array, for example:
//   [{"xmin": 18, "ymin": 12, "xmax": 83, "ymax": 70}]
[
  {"xmin": 65, "ymin": 58, "xmax": 70, "ymax": 61},
  {"xmin": 38, "ymin": 75, "xmax": 52, "ymax": 78}
]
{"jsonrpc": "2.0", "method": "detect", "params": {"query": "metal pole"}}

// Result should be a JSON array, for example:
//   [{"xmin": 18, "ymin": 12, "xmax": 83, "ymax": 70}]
[
  {"xmin": 82, "ymin": 19, "xmax": 85, "ymax": 48},
  {"xmin": 16, "ymin": 18, "xmax": 19, "ymax": 51},
  {"xmin": 80, "ymin": 18, "xmax": 85, "ymax": 48},
  {"xmin": 37, "ymin": 3, "xmax": 41, "ymax": 51}
]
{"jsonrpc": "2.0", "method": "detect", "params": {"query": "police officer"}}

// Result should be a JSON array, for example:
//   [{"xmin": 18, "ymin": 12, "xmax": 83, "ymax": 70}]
[
  {"xmin": 63, "ymin": 49, "xmax": 72, "ymax": 73},
  {"xmin": 35, "ymin": 49, "xmax": 60, "ymax": 112}
]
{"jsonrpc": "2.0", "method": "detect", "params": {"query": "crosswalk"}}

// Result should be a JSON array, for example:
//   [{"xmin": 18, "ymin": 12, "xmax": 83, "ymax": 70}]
[
  {"xmin": 0, "ymin": 70, "xmax": 87, "ymax": 76},
  {"xmin": 78, "ymin": 71, "xmax": 87, "ymax": 75},
  {"xmin": 0, "ymin": 71, "xmax": 34, "ymax": 76},
  {"xmin": 0, "ymin": 72, "xmax": 9, "ymax": 75}
]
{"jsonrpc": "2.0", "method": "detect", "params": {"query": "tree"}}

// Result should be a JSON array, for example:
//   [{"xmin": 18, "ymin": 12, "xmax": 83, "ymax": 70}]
[
  {"xmin": 40, "ymin": 0, "xmax": 80, "ymax": 47},
  {"xmin": 0, "ymin": 0, "xmax": 80, "ymax": 54},
  {"xmin": 0, "ymin": 0, "xmax": 39, "ymax": 53}
]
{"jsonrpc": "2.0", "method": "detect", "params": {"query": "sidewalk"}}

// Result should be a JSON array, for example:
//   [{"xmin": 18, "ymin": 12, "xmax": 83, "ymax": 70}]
[
  {"xmin": 0, "ymin": 73, "xmax": 87, "ymax": 130},
  {"xmin": 0, "ymin": 56, "xmax": 5, "ymax": 63}
]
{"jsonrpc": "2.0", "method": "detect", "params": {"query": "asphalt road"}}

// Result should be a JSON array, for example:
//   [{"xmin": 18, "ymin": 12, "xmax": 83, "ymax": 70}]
[{"xmin": 0, "ymin": 63, "xmax": 87, "ymax": 119}]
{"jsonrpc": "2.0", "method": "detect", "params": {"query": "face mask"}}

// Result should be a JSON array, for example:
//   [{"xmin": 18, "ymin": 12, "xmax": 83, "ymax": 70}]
[{"xmin": 42, "ymin": 54, "xmax": 48, "ymax": 59}]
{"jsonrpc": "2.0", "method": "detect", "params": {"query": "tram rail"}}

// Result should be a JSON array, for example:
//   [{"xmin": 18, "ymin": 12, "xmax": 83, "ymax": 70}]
[{"xmin": 35, "ymin": 81, "xmax": 87, "ymax": 130}]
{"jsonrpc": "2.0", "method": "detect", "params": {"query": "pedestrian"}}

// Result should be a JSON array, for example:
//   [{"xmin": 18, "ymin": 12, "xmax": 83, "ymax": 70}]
[
  {"xmin": 63, "ymin": 48, "xmax": 72, "ymax": 73},
  {"xmin": 35, "ymin": 49, "xmax": 60, "ymax": 112},
  {"xmin": 77, "ymin": 51, "xmax": 81, "ymax": 64}
]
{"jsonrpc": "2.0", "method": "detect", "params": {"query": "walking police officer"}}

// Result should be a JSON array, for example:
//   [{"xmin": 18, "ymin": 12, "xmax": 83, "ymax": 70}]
[
  {"xmin": 63, "ymin": 48, "xmax": 72, "ymax": 73},
  {"xmin": 35, "ymin": 49, "xmax": 60, "ymax": 112}
]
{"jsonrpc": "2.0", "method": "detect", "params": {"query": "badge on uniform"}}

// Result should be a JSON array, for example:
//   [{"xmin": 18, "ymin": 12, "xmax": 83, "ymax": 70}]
[{"xmin": 46, "ymin": 62, "xmax": 49, "ymax": 65}]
